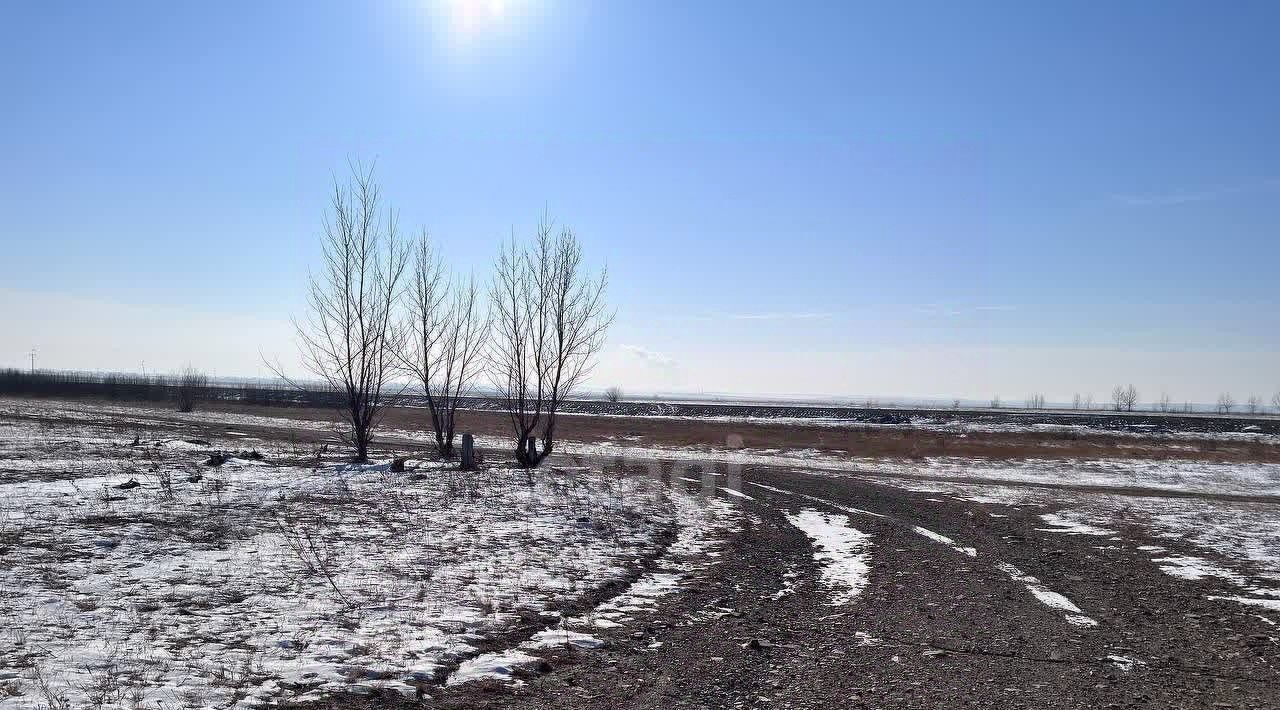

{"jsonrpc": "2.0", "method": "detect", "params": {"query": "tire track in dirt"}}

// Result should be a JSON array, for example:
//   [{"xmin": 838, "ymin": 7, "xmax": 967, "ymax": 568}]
[{"xmin": 745, "ymin": 475, "xmax": 1101, "ymax": 628}]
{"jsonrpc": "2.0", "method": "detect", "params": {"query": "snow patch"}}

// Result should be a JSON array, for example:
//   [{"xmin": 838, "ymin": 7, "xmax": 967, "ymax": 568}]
[
  {"xmin": 912, "ymin": 525, "xmax": 977, "ymax": 557},
  {"xmin": 1106, "ymin": 655, "xmax": 1144, "ymax": 671},
  {"xmin": 784, "ymin": 509, "xmax": 872, "ymax": 604},
  {"xmin": 1037, "ymin": 513, "xmax": 1116, "ymax": 536},
  {"xmin": 1208, "ymin": 595, "xmax": 1280, "ymax": 611},
  {"xmin": 446, "ymin": 649, "xmax": 540, "ymax": 686},
  {"xmin": 994, "ymin": 562, "xmax": 1097, "ymax": 627},
  {"xmin": 718, "ymin": 486, "xmax": 754, "ymax": 501},
  {"xmin": 748, "ymin": 481, "xmax": 884, "ymax": 518}
]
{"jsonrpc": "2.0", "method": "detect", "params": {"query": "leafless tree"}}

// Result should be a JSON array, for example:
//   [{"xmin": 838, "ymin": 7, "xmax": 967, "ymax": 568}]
[
  {"xmin": 1111, "ymin": 384, "xmax": 1139, "ymax": 412},
  {"xmin": 1273, "ymin": 391, "xmax": 1280, "ymax": 414},
  {"xmin": 1246, "ymin": 395, "xmax": 1262, "ymax": 415},
  {"xmin": 604, "ymin": 386, "xmax": 623, "ymax": 403},
  {"xmin": 1123, "ymin": 384, "xmax": 1138, "ymax": 412},
  {"xmin": 989, "ymin": 395, "xmax": 1001, "ymax": 409},
  {"xmin": 1217, "ymin": 392, "xmax": 1235, "ymax": 415},
  {"xmin": 1084, "ymin": 393, "xmax": 1094, "ymax": 410},
  {"xmin": 1157, "ymin": 392, "xmax": 1171, "ymax": 413},
  {"xmin": 272, "ymin": 164, "xmax": 409, "ymax": 462},
  {"xmin": 488, "ymin": 216, "xmax": 612, "ymax": 468},
  {"xmin": 1025, "ymin": 394, "xmax": 1045, "ymax": 409},
  {"xmin": 1071, "ymin": 393, "xmax": 1082, "ymax": 410},
  {"xmin": 397, "ymin": 230, "xmax": 489, "ymax": 458},
  {"xmin": 174, "ymin": 366, "xmax": 208, "ymax": 413}
]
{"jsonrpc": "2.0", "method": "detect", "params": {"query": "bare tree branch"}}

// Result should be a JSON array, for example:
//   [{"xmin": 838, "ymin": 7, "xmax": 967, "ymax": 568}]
[
  {"xmin": 270, "ymin": 162, "xmax": 409, "ymax": 462},
  {"xmin": 397, "ymin": 230, "xmax": 489, "ymax": 457},
  {"xmin": 487, "ymin": 215, "xmax": 612, "ymax": 468}
]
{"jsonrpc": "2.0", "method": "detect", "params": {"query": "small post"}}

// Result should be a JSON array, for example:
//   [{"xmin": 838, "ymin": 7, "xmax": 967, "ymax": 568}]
[{"xmin": 460, "ymin": 433, "xmax": 475, "ymax": 470}]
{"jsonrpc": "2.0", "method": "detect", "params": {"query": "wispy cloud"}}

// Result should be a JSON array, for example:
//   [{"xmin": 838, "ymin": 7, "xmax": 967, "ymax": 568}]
[
  {"xmin": 619, "ymin": 344, "xmax": 677, "ymax": 369},
  {"xmin": 913, "ymin": 304, "xmax": 1018, "ymax": 317},
  {"xmin": 1112, "ymin": 178, "xmax": 1280, "ymax": 207}
]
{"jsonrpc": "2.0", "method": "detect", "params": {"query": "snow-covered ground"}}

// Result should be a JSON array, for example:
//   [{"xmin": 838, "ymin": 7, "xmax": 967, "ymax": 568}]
[
  {"xmin": 546, "ymin": 409, "xmax": 1280, "ymax": 445},
  {"xmin": 0, "ymin": 413, "xmax": 738, "ymax": 708},
  {"xmin": 4, "ymin": 398, "xmax": 1277, "ymax": 497},
  {"xmin": 449, "ymin": 493, "xmax": 740, "ymax": 686},
  {"xmin": 576, "ymin": 439, "xmax": 1280, "ymax": 498},
  {"xmin": 4, "ymin": 395, "xmax": 1279, "ymax": 701}
]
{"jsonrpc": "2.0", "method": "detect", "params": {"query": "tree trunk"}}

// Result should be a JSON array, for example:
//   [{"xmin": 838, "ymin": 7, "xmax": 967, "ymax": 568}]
[{"xmin": 515, "ymin": 435, "xmax": 532, "ymax": 468}]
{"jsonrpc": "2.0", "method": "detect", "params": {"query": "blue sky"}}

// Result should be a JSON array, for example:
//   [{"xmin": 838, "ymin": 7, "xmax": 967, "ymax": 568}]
[{"xmin": 3, "ymin": 1, "xmax": 1278, "ymax": 403}]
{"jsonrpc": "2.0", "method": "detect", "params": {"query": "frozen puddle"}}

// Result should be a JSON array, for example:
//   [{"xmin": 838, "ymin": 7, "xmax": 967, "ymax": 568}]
[
  {"xmin": 994, "ymin": 562, "xmax": 1097, "ymax": 627},
  {"xmin": 912, "ymin": 525, "xmax": 977, "ymax": 557},
  {"xmin": 785, "ymin": 508, "xmax": 872, "ymax": 604}
]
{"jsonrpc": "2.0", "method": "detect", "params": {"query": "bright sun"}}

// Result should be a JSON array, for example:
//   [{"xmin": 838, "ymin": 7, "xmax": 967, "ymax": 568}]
[{"xmin": 445, "ymin": 0, "xmax": 508, "ymax": 33}]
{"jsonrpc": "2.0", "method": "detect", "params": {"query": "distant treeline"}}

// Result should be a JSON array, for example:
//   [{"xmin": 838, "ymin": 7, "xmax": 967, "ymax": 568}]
[{"xmin": 0, "ymin": 369, "xmax": 350, "ymax": 409}]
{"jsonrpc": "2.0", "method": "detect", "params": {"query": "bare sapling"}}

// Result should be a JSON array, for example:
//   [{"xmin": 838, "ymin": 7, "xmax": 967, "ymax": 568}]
[
  {"xmin": 1217, "ymin": 392, "xmax": 1235, "ymax": 415},
  {"xmin": 272, "ymin": 163, "xmax": 409, "ymax": 462},
  {"xmin": 175, "ymin": 366, "xmax": 209, "ymax": 413},
  {"xmin": 488, "ymin": 216, "xmax": 612, "ymax": 468},
  {"xmin": 604, "ymin": 386, "xmax": 622, "ymax": 403},
  {"xmin": 398, "ymin": 230, "xmax": 489, "ymax": 458}
]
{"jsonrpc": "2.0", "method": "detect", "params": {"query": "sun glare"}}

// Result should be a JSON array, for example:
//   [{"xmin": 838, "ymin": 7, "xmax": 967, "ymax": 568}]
[{"xmin": 444, "ymin": 0, "xmax": 509, "ymax": 34}]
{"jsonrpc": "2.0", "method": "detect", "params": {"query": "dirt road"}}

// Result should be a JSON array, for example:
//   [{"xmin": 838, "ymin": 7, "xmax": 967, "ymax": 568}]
[{"xmin": 427, "ymin": 459, "xmax": 1280, "ymax": 710}]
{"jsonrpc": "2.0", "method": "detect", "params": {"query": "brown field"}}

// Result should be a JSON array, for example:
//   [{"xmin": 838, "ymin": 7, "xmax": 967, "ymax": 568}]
[{"xmin": 71, "ymin": 396, "xmax": 1280, "ymax": 465}]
